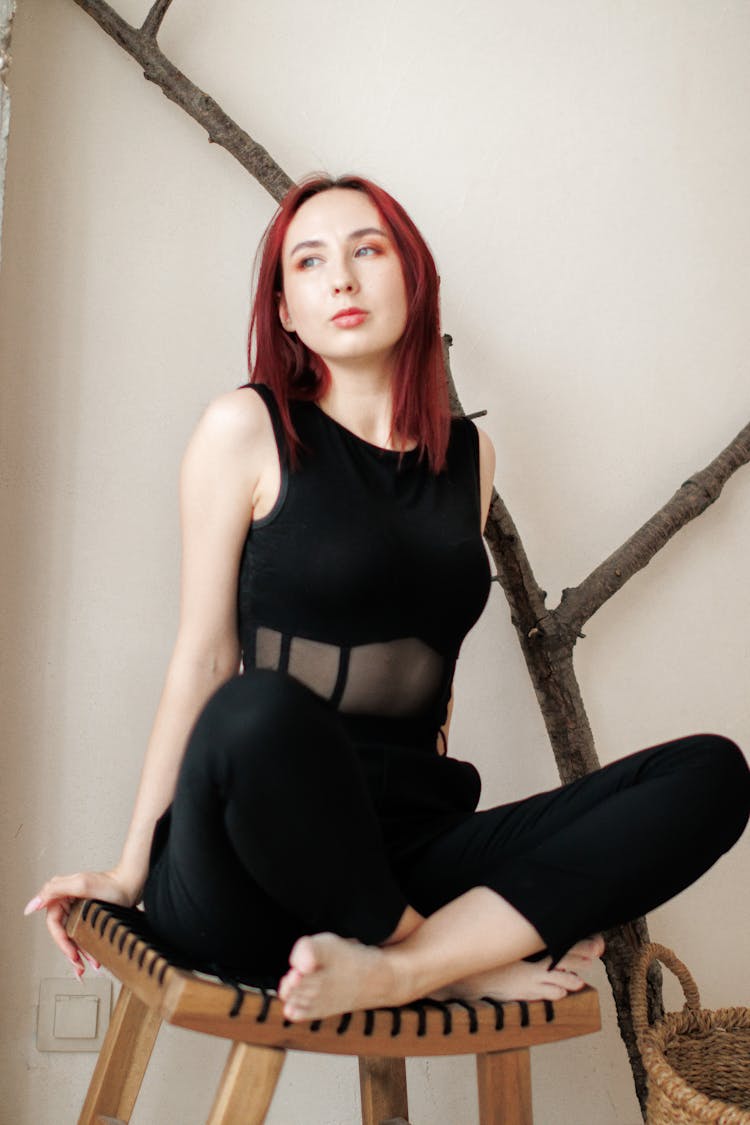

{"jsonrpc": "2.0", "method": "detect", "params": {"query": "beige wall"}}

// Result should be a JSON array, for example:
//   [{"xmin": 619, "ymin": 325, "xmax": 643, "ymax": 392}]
[{"xmin": 2, "ymin": 1, "xmax": 748, "ymax": 1122}]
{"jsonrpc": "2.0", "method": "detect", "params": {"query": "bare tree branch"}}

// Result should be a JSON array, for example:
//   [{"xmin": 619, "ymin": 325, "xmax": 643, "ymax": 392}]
[
  {"xmin": 447, "ymin": 335, "xmax": 750, "ymax": 788},
  {"xmin": 72, "ymin": 0, "xmax": 293, "ymax": 201},
  {"xmin": 558, "ymin": 421, "xmax": 750, "ymax": 636},
  {"xmin": 141, "ymin": 0, "xmax": 174, "ymax": 41}
]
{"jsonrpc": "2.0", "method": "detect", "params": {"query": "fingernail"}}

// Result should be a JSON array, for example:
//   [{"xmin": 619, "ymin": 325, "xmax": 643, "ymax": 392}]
[
  {"xmin": 82, "ymin": 952, "xmax": 101, "ymax": 972},
  {"xmin": 23, "ymin": 896, "xmax": 42, "ymax": 916}
]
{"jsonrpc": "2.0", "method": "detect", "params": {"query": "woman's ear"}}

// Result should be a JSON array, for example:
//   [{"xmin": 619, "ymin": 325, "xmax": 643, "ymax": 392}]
[{"xmin": 278, "ymin": 294, "xmax": 294, "ymax": 333}]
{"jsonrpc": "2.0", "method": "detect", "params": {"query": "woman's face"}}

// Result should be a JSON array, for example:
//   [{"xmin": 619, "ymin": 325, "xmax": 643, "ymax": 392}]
[{"xmin": 279, "ymin": 188, "xmax": 408, "ymax": 375}]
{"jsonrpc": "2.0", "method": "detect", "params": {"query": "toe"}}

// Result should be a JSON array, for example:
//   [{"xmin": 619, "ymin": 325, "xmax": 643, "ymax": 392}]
[
  {"xmin": 289, "ymin": 935, "xmax": 319, "ymax": 974},
  {"xmin": 278, "ymin": 967, "xmax": 302, "ymax": 1000},
  {"xmin": 551, "ymin": 952, "xmax": 578, "ymax": 971},
  {"xmin": 541, "ymin": 984, "xmax": 568, "ymax": 1001},
  {"xmin": 577, "ymin": 935, "xmax": 605, "ymax": 959},
  {"xmin": 547, "ymin": 970, "xmax": 585, "ymax": 992}
]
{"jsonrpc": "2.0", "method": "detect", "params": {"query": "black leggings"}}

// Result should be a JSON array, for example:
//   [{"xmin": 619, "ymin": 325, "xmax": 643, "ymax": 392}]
[{"xmin": 143, "ymin": 669, "xmax": 750, "ymax": 982}]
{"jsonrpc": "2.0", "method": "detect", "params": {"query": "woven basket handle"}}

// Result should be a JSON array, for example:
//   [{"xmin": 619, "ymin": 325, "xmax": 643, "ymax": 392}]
[{"xmin": 629, "ymin": 942, "xmax": 702, "ymax": 1041}]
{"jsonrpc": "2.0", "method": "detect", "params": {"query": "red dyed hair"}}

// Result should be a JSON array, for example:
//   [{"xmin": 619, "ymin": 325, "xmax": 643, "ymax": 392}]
[{"xmin": 247, "ymin": 174, "xmax": 451, "ymax": 471}]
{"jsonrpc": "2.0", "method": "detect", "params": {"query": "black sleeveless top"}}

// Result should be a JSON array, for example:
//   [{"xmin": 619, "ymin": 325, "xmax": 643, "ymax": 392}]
[{"xmin": 237, "ymin": 384, "xmax": 491, "ymax": 752}]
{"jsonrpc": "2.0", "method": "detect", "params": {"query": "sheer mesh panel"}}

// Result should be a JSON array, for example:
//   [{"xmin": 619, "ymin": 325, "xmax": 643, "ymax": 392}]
[
  {"xmin": 251, "ymin": 628, "xmax": 444, "ymax": 717},
  {"xmin": 340, "ymin": 637, "xmax": 444, "ymax": 716},
  {"xmin": 255, "ymin": 626, "xmax": 282, "ymax": 670},
  {"xmin": 288, "ymin": 636, "xmax": 341, "ymax": 701}
]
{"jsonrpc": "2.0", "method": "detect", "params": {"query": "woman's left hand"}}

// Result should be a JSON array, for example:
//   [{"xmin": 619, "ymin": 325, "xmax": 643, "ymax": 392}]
[{"xmin": 24, "ymin": 869, "xmax": 136, "ymax": 979}]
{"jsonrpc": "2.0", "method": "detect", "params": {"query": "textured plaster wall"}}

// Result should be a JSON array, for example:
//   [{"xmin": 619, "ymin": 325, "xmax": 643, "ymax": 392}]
[{"xmin": 1, "ymin": 2, "xmax": 748, "ymax": 1123}]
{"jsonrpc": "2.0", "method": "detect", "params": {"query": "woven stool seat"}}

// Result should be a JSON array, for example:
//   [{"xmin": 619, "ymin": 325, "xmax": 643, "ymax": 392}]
[{"xmin": 67, "ymin": 899, "xmax": 600, "ymax": 1124}]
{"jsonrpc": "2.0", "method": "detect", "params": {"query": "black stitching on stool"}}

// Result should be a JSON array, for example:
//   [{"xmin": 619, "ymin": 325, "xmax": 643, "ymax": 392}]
[
  {"xmin": 310, "ymin": 1019, "xmax": 322, "ymax": 1032},
  {"xmin": 413, "ymin": 1003, "xmax": 427, "ymax": 1037},
  {"xmin": 118, "ymin": 929, "xmax": 129, "ymax": 953},
  {"xmin": 257, "ymin": 990, "xmax": 272, "ymax": 1023},
  {"xmin": 518, "ymin": 1001, "xmax": 530, "ymax": 1027},
  {"xmin": 363, "ymin": 1010, "xmax": 375, "ymax": 1036},
  {"xmin": 480, "ymin": 996, "xmax": 505, "ymax": 1031},
  {"xmin": 421, "ymin": 999, "xmax": 452, "ymax": 1035},
  {"xmin": 81, "ymin": 901, "xmax": 94, "ymax": 923},
  {"xmin": 127, "ymin": 934, "xmax": 139, "ymax": 959},
  {"xmin": 108, "ymin": 921, "xmax": 124, "ymax": 945},
  {"xmin": 211, "ymin": 970, "xmax": 245, "ymax": 1018},
  {"xmin": 146, "ymin": 950, "xmax": 159, "ymax": 977},
  {"xmin": 388, "ymin": 1008, "xmax": 402, "ymax": 1037},
  {"xmin": 137, "ymin": 945, "xmax": 148, "ymax": 969},
  {"xmin": 229, "ymin": 987, "xmax": 244, "ymax": 1018},
  {"xmin": 157, "ymin": 960, "xmax": 169, "ymax": 986},
  {"xmin": 282, "ymin": 1017, "xmax": 293, "ymax": 1028},
  {"xmin": 98, "ymin": 911, "xmax": 110, "ymax": 936},
  {"xmin": 451, "ymin": 999, "xmax": 478, "ymax": 1033},
  {"xmin": 544, "ymin": 999, "xmax": 555, "ymax": 1023},
  {"xmin": 336, "ymin": 1012, "xmax": 352, "ymax": 1035}
]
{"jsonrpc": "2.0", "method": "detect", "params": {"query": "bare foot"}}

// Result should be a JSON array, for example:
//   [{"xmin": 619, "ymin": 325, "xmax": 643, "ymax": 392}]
[
  {"xmin": 278, "ymin": 933, "xmax": 403, "ymax": 1021},
  {"xmin": 277, "ymin": 932, "xmax": 605, "ymax": 1021},
  {"xmin": 432, "ymin": 959, "xmax": 583, "ymax": 1003},
  {"xmin": 434, "ymin": 935, "xmax": 606, "ymax": 1003}
]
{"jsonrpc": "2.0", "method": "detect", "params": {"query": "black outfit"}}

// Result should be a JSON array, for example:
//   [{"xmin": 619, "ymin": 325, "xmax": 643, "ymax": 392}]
[{"xmin": 144, "ymin": 385, "xmax": 750, "ymax": 982}]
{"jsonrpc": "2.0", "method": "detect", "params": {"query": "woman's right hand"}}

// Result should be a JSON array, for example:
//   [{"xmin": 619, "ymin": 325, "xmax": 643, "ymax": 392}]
[{"xmin": 24, "ymin": 869, "xmax": 138, "ymax": 979}]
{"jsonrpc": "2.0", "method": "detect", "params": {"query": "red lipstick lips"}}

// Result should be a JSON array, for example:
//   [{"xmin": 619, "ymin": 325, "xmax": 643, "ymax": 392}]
[{"xmin": 332, "ymin": 307, "xmax": 368, "ymax": 327}]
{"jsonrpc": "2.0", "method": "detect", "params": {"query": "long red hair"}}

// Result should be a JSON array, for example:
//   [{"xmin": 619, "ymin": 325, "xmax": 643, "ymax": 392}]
[{"xmin": 247, "ymin": 174, "xmax": 451, "ymax": 471}]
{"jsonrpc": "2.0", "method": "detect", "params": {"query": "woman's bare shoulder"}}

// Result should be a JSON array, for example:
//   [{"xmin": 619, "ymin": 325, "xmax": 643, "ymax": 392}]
[
  {"xmin": 185, "ymin": 387, "xmax": 277, "ymax": 466},
  {"xmin": 195, "ymin": 386, "xmax": 273, "ymax": 447}
]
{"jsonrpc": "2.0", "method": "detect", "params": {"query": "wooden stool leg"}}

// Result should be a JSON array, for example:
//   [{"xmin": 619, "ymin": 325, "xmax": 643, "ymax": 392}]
[
  {"xmin": 207, "ymin": 1042, "xmax": 285, "ymax": 1125},
  {"xmin": 78, "ymin": 985, "xmax": 161, "ymax": 1125},
  {"xmin": 358, "ymin": 1056, "xmax": 409, "ymax": 1125},
  {"xmin": 476, "ymin": 1048, "xmax": 532, "ymax": 1125}
]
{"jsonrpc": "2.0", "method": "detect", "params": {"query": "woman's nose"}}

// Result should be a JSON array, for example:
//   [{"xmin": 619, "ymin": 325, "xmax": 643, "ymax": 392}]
[{"xmin": 331, "ymin": 261, "xmax": 358, "ymax": 295}]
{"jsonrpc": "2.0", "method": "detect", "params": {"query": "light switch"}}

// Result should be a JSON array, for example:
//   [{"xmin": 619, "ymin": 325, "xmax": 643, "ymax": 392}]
[
  {"xmin": 37, "ymin": 977, "xmax": 111, "ymax": 1052},
  {"xmin": 54, "ymin": 993, "xmax": 99, "ymax": 1039}
]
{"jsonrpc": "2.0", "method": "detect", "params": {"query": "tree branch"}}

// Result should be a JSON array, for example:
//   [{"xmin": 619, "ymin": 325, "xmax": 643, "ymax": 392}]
[
  {"xmin": 141, "ymin": 0, "xmax": 174, "ymax": 41},
  {"xmin": 72, "ymin": 0, "xmax": 293, "ymax": 202},
  {"xmin": 558, "ymin": 420, "xmax": 750, "ymax": 636}
]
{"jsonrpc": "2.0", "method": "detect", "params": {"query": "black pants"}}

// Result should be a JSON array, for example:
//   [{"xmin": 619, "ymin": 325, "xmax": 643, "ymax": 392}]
[{"xmin": 143, "ymin": 669, "xmax": 750, "ymax": 982}]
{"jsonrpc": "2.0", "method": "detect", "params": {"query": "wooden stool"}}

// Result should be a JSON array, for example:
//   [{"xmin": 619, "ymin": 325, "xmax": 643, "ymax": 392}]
[{"xmin": 66, "ymin": 900, "xmax": 600, "ymax": 1125}]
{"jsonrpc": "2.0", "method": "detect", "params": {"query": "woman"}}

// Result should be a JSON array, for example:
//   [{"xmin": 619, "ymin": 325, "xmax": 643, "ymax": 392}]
[{"xmin": 26, "ymin": 175, "xmax": 750, "ymax": 1023}]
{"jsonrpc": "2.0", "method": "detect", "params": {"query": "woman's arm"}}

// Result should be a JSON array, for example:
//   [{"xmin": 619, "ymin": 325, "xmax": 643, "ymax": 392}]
[
  {"xmin": 437, "ymin": 425, "xmax": 496, "ymax": 755},
  {"xmin": 26, "ymin": 388, "xmax": 279, "ymax": 973},
  {"xmin": 115, "ymin": 391, "xmax": 266, "ymax": 897},
  {"xmin": 476, "ymin": 425, "xmax": 496, "ymax": 531}
]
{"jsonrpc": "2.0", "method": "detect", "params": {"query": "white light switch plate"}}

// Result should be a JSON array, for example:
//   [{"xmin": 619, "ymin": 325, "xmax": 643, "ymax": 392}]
[{"xmin": 37, "ymin": 977, "xmax": 111, "ymax": 1052}]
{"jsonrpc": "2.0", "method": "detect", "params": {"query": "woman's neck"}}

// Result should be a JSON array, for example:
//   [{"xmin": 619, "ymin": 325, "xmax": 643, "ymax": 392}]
[{"xmin": 317, "ymin": 365, "xmax": 397, "ymax": 450}]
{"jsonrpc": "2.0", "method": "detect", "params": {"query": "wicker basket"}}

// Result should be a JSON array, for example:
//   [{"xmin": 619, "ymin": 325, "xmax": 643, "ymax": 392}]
[{"xmin": 630, "ymin": 942, "xmax": 750, "ymax": 1124}]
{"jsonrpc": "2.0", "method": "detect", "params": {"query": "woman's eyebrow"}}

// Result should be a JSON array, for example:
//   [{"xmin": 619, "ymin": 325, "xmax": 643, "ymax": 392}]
[{"xmin": 288, "ymin": 227, "xmax": 389, "ymax": 257}]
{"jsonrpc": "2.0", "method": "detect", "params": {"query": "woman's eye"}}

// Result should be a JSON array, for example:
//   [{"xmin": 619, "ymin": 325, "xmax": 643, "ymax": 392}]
[
  {"xmin": 299, "ymin": 256, "xmax": 322, "ymax": 269},
  {"xmin": 354, "ymin": 245, "xmax": 378, "ymax": 258}
]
